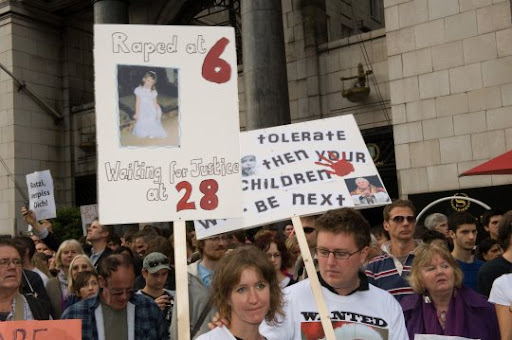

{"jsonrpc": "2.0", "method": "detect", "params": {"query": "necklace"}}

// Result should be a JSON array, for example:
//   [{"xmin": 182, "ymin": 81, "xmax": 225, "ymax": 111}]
[{"xmin": 437, "ymin": 310, "xmax": 447, "ymax": 329}]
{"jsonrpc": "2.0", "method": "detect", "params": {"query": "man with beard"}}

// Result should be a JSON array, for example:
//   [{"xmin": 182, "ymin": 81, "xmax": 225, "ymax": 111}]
[
  {"xmin": 170, "ymin": 233, "xmax": 228, "ymax": 339},
  {"xmin": 449, "ymin": 212, "xmax": 483, "ymax": 291}
]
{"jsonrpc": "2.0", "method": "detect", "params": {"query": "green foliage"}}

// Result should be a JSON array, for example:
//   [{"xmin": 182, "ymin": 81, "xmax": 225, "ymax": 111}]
[{"xmin": 51, "ymin": 206, "xmax": 83, "ymax": 241}]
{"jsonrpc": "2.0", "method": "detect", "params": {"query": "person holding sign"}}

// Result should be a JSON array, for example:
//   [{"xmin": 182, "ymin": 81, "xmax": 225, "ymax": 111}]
[
  {"xmin": 0, "ymin": 238, "xmax": 51, "ymax": 320},
  {"xmin": 400, "ymin": 243, "xmax": 499, "ymax": 340},
  {"xmin": 132, "ymin": 71, "xmax": 168, "ymax": 139},
  {"xmin": 196, "ymin": 246, "xmax": 283, "ymax": 340},
  {"xmin": 259, "ymin": 208, "xmax": 407, "ymax": 339}
]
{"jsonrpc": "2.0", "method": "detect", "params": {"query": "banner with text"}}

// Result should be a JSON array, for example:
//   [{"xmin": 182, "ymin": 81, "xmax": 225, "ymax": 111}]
[
  {"xmin": 195, "ymin": 115, "xmax": 390, "ymax": 239},
  {"xmin": 94, "ymin": 25, "xmax": 242, "ymax": 224},
  {"xmin": 0, "ymin": 319, "xmax": 81, "ymax": 339},
  {"xmin": 26, "ymin": 170, "xmax": 56, "ymax": 220}
]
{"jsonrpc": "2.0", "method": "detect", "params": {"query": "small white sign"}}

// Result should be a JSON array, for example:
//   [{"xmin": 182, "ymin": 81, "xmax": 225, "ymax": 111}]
[
  {"xmin": 26, "ymin": 170, "xmax": 56, "ymax": 220},
  {"xmin": 195, "ymin": 115, "xmax": 390, "ymax": 239},
  {"xmin": 94, "ymin": 25, "xmax": 243, "ymax": 224},
  {"xmin": 80, "ymin": 204, "xmax": 98, "ymax": 236}
]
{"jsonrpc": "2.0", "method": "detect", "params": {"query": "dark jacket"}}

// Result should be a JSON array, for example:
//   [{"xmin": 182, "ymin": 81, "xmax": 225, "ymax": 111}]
[
  {"xmin": 25, "ymin": 294, "xmax": 52, "ymax": 320},
  {"xmin": 400, "ymin": 286, "xmax": 500, "ymax": 340},
  {"xmin": 22, "ymin": 269, "xmax": 50, "ymax": 304}
]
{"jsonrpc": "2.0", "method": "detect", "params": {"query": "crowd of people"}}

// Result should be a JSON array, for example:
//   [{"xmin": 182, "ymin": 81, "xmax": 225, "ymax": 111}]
[{"xmin": 0, "ymin": 202, "xmax": 509, "ymax": 339}]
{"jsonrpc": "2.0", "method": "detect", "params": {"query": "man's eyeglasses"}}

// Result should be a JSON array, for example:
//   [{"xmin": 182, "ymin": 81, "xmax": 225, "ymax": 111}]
[
  {"xmin": 108, "ymin": 288, "xmax": 134, "ymax": 297},
  {"xmin": 0, "ymin": 258, "xmax": 23, "ymax": 267},
  {"xmin": 147, "ymin": 258, "xmax": 169, "ymax": 268},
  {"xmin": 390, "ymin": 215, "xmax": 416, "ymax": 223},
  {"xmin": 303, "ymin": 227, "xmax": 315, "ymax": 234},
  {"xmin": 316, "ymin": 247, "xmax": 361, "ymax": 260}
]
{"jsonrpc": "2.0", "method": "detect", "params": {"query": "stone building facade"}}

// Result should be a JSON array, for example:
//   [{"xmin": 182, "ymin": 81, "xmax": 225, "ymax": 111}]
[
  {"xmin": 385, "ymin": 0, "xmax": 512, "ymax": 197},
  {"xmin": 0, "ymin": 0, "xmax": 510, "ymax": 233}
]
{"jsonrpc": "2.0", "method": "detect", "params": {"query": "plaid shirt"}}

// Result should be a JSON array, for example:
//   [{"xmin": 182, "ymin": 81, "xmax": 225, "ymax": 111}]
[{"xmin": 61, "ymin": 292, "xmax": 168, "ymax": 340}]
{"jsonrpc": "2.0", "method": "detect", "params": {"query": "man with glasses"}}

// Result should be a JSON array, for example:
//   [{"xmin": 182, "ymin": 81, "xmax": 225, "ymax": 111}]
[
  {"xmin": 62, "ymin": 254, "xmax": 168, "ymax": 340},
  {"xmin": 365, "ymin": 199, "xmax": 418, "ymax": 301},
  {"xmin": 260, "ymin": 208, "xmax": 407, "ymax": 339},
  {"xmin": 171, "ymin": 233, "xmax": 229, "ymax": 338},
  {"xmin": 0, "ymin": 239, "xmax": 51, "ymax": 320}
]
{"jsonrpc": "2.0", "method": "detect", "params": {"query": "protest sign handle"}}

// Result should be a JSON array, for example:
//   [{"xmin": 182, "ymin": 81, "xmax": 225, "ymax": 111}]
[
  {"xmin": 292, "ymin": 216, "xmax": 336, "ymax": 340},
  {"xmin": 174, "ymin": 220, "xmax": 190, "ymax": 340}
]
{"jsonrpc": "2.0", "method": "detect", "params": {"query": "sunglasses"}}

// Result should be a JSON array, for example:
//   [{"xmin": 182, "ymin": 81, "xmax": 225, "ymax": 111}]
[
  {"xmin": 390, "ymin": 215, "xmax": 416, "ymax": 223},
  {"xmin": 303, "ymin": 227, "xmax": 315, "ymax": 234},
  {"xmin": 147, "ymin": 258, "xmax": 169, "ymax": 268}
]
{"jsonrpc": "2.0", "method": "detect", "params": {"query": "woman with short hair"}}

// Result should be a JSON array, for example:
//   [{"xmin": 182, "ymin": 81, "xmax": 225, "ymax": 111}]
[
  {"xmin": 45, "ymin": 240, "xmax": 84, "ymax": 319},
  {"xmin": 400, "ymin": 243, "xmax": 499, "ymax": 340},
  {"xmin": 196, "ymin": 246, "xmax": 283, "ymax": 340}
]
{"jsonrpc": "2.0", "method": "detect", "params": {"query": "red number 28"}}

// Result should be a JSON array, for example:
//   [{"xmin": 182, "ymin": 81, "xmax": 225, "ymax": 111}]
[{"xmin": 176, "ymin": 179, "xmax": 219, "ymax": 211}]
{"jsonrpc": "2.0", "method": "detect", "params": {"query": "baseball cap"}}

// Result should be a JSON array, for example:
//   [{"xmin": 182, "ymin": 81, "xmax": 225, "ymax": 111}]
[{"xmin": 143, "ymin": 252, "xmax": 171, "ymax": 274}]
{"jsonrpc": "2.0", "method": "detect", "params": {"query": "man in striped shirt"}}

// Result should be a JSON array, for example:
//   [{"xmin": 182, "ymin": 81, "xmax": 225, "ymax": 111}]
[{"xmin": 365, "ymin": 199, "xmax": 419, "ymax": 301}]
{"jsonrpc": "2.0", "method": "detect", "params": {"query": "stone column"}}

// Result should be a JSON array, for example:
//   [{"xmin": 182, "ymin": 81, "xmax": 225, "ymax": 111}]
[
  {"xmin": 242, "ymin": 0, "xmax": 291, "ymax": 129},
  {"xmin": 92, "ymin": 0, "xmax": 129, "ymax": 24}
]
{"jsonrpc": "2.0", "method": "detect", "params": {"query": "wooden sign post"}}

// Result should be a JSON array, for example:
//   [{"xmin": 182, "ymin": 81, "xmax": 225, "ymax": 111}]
[
  {"xmin": 292, "ymin": 216, "xmax": 336, "ymax": 340},
  {"xmin": 173, "ymin": 220, "xmax": 190, "ymax": 339}
]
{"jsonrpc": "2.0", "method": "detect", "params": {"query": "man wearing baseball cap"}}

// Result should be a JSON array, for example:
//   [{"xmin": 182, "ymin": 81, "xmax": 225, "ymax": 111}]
[{"xmin": 137, "ymin": 252, "xmax": 174, "ymax": 335}]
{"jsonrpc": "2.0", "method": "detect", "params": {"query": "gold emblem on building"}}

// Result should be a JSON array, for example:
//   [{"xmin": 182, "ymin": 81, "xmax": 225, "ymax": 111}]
[{"xmin": 450, "ymin": 193, "xmax": 471, "ymax": 212}]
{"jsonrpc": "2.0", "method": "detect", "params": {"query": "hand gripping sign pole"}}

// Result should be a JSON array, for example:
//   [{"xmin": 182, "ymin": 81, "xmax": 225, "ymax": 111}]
[
  {"xmin": 292, "ymin": 216, "xmax": 336, "ymax": 340},
  {"xmin": 174, "ymin": 220, "xmax": 190, "ymax": 339}
]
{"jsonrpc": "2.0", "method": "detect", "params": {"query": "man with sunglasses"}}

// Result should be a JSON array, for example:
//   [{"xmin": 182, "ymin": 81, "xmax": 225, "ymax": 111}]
[
  {"xmin": 365, "ymin": 199, "xmax": 418, "ymax": 301},
  {"xmin": 260, "ymin": 208, "xmax": 407, "ymax": 339},
  {"xmin": 62, "ymin": 254, "xmax": 168, "ymax": 340},
  {"xmin": 292, "ymin": 216, "xmax": 319, "ymax": 281},
  {"xmin": 137, "ymin": 252, "xmax": 174, "ymax": 336}
]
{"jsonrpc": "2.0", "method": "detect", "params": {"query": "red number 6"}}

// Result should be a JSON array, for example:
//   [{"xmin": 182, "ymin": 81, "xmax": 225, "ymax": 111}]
[{"xmin": 202, "ymin": 37, "xmax": 231, "ymax": 84}]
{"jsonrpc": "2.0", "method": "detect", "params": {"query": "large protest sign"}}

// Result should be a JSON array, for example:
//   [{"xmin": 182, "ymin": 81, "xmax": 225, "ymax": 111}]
[
  {"xmin": 195, "ymin": 114, "xmax": 390, "ymax": 239},
  {"xmin": 0, "ymin": 319, "xmax": 81, "ymax": 339},
  {"xmin": 25, "ymin": 170, "xmax": 56, "ymax": 220},
  {"xmin": 94, "ymin": 25, "xmax": 242, "ymax": 224}
]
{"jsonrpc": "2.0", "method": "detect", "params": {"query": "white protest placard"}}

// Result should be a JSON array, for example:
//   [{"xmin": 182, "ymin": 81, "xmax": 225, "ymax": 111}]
[
  {"xmin": 25, "ymin": 170, "xmax": 56, "ymax": 220},
  {"xmin": 195, "ymin": 114, "xmax": 390, "ymax": 239},
  {"xmin": 80, "ymin": 204, "xmax": 98, "ymax": 236},
  {"xmin": 94, "ymin": 25, "xmax": 242, "ymax": 224}
]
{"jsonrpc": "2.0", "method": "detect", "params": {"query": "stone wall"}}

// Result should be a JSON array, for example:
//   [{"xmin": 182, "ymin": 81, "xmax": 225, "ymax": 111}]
[
  {"xmin": 281, "ymin": 0, "xmax": 391, "ymax": 128},
  {"xmin": 0, "ymin": 2, "xmax": 95, "ymax": 233},
  {"xmin": 385, "ymin": 0, "xmax": 512, "ymax": 197}
]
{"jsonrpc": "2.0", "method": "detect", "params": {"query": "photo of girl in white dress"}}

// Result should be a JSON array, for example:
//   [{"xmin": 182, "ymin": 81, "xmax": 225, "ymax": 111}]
[
  {"xmin": 117, "ymin": 65, "xmax": 180, "ymax": 147},
  {"xmin": 132, "ymin": 71, "xmax": 168, "ymax": 139}
]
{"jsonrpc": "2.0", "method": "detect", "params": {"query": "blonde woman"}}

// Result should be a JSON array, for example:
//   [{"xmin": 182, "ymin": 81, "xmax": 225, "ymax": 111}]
[
  {"xmin": 400, "ymin": 243, "xmax": 499, "ymax": 339},
  {"xmin": 45, "ymin": 240, "xmax": 84, "ymax": 318}
]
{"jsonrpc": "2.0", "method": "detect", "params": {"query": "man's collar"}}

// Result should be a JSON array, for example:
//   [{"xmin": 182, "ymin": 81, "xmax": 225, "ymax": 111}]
[{"xmin": 318, "ymin": 271, "xmax": 369, "ymax": 296}]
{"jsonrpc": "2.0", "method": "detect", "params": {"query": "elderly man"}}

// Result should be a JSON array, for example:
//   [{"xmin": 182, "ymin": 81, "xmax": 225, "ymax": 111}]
[
  {"xmin": 0, "ymin": 239, "xmax": 51, "ymax": 320},
  {"xmin": 62, "ymin": 254, "xmax": 168, "ymax": 340}
]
